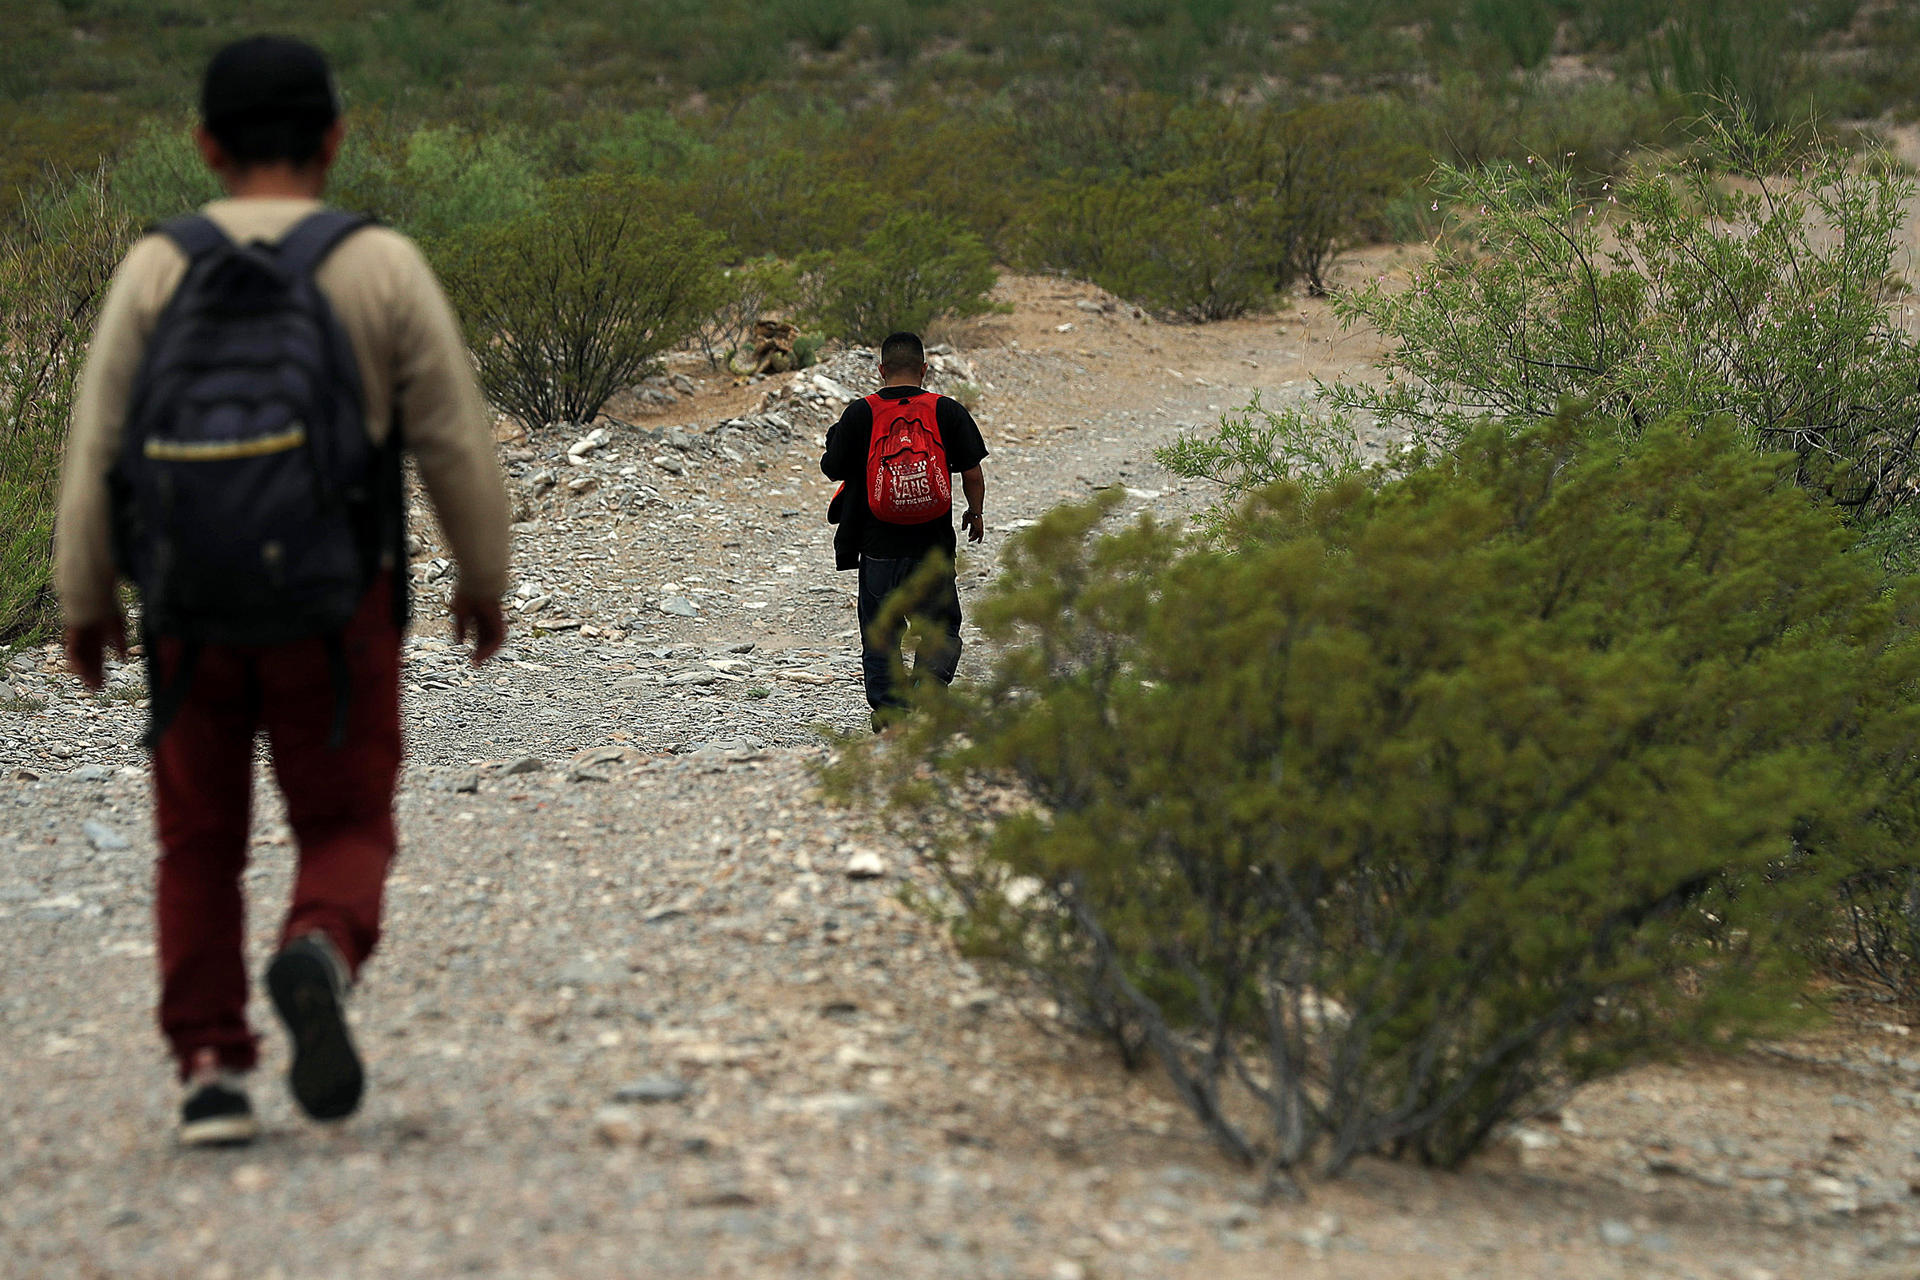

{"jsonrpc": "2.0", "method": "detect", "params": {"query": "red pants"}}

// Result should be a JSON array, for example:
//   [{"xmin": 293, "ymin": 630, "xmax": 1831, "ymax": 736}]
[{"xmin": 152, "ymin": 580, "xmax": 403, "ymax": 1079}]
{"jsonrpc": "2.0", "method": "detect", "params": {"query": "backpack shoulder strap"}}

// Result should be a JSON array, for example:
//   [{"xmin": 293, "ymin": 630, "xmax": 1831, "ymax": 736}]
[
  {"xmin": 275, "ymin": 210, "xmax": 375, "ymax": 278},
  {"xmin": 155, "ymin": 214, "xmax": 231, "ymax": 262}
]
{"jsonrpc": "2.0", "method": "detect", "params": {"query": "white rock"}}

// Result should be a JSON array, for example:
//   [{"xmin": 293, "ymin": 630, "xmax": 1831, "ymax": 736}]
[
  {"xmin": 843, "ymin": 849, "xmax": 887, "ymax": 880},
  {"xmin": 83, "ymin": 819, "xmax": 130, "ymax": 851}
]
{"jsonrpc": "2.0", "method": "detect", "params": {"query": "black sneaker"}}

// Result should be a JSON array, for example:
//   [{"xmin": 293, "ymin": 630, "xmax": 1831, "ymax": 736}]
[
  {"xmin": 179, "ymin": 1071, "xmax": 258, "ymax": 1148},
  {"xmin": 266, "ymin": 933, "xmax": 364, "ymax": 1121}
]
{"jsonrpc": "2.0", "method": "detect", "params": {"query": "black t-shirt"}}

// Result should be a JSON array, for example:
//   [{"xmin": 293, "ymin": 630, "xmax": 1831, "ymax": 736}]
[{"xmin": 821, "ymin": 386, "xmax": 988, "ymax": 560}]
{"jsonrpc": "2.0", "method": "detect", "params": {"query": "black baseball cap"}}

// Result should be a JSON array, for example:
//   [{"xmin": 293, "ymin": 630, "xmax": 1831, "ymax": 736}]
[{"xmin": 200, "ymin": 36, "xmax": 340, "ymax": 129}]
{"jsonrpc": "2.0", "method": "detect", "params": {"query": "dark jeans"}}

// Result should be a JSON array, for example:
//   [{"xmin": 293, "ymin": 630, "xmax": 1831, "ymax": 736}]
[
  {"xmin": 857, "ymin": 553, "xmax": 963, "ymax": 712},
  {"xmin": 152, "ymin": 577, "xmax": 403, "ymax": 1080}
]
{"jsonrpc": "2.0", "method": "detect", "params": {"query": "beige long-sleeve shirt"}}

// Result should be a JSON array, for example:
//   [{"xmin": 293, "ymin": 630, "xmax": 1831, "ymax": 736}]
[{"xmin": 54, "ymin": 197, "xmax": 510, "ymax": 629}]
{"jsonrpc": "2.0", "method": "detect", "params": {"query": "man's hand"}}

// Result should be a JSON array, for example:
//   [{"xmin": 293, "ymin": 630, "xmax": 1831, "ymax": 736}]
[
  {"xmin": 64, "ymin": 610, "xmax": 128, "ymax": 693},
  {"xmin": 961, "ymin": 508, "xmax": 985, "ymax": 543},
  {"xmin": 451, "ymin": 592, "xmax": 507, "ymax": 667}
]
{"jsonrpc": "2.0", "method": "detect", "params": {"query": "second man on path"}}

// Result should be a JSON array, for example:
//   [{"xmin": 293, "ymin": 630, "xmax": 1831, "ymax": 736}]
[{"xmin": 822, "ymin": 332, "xmax": 987, "ymax": 728}]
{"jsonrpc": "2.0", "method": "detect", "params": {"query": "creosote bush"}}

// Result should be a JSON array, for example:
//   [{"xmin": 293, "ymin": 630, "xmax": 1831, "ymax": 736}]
[
  {"xmin": 1327, "ymin": 117, "xmax": 1920, "ymax": 541},
  {"xmin": 807, "ymin": 213, "xmax": 998, "ymax": 345},
  {"xmin": 829, "ymin": 412, "xmax": 1920, "ymax": 1176},
  {"xmin": 432, "ymin": 176, "xmax": 724, "ymax": 427}
]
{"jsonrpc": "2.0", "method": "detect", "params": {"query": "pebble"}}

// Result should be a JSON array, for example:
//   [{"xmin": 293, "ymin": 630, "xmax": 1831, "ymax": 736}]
[
  {"xmin": 614, "ymin": 1075, "xmax": 693, "ymax": 1104},
  {"xmin": 502, "ymin": 756, "xmax": 545, "ymax": 776},
  {"xmin": 843, "ymin": 849, "xmax": 888, "ymax": 879},
  {"xmin": 1598, "ymin": 1220, "xmax": 1636, "ymax": 1247},
  {"xmin": 66, "ymin": 764, "xmax": 112, "ymax": 783},
  {"xmin": 82, "ymin": 819, "xmax": 130, "ymax": 851},
  {"xmin": 593, "ymin": 1105, "xmax": 651, "ymax": 1146},
  {"xmin": 658, "ymin": 597, "xmax": 700, "ymax": 617}
]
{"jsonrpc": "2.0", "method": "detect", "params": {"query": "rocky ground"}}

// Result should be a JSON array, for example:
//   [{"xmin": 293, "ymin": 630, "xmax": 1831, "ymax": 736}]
[{"xmin": 6, "ymin": 269, "xmax": 1920, "ymax": 1279}]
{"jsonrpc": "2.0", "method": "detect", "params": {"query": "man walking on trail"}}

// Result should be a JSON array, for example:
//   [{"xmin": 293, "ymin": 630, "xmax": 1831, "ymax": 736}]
[
  {"xmin": 822, "ymin": 331, "xmax": 987, "ymax": 728},
  {"xmin": 54, "ymin": 36, "xmax": 510, "ymax": 1146}
]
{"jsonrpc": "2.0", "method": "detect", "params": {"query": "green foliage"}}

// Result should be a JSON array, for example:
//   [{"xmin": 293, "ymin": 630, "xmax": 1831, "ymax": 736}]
[
  {"xmin": 1641, "ymin": 0, "xmax": 1805, "ymax": 131},
  {"xmin": 1022, "ymin": 98, "xmax": 1418, "ymax": 316},
  {"xmin": 108, "ymin": 121, "xmax": 220, "ymax": 224},
  {"xmin": 1156, "ymin": 392, "xmax": 1367, "ymax": 522},
  {"xmin": 1328, "ymin": 117, "xmax": 1920, "ymax": 546},
  {"xmin": 433, "ymin": 176, "xmax": 725, "ymax": 426},
  {"xmin": 0, "ymin": 170, "xmax": 136, "ymax": 640},
  {"xmin": 329, "ymin": 119, "xmax": 543, "ymax": 242},
  {"xmin": 791, "ymin": 330, "xmax": 826, "ymax": 369},
  {"xmin": 1027, "ymin": 173, "xmax": 1278, "ymax": 322},
  {"xmin": 1466, "ymin": 0, "xmax": 1559, "ymax": 70},
  {"xmin": 829, "ymin": 412, "xmax": 1920, "ymax": 1173},
  {"xmin": 807, "ymin": 213, "xmax": 998, "ymax": 345},
  {"xmin": 692, "ymin": 257, "xmax": 799, "ymax": 371}
]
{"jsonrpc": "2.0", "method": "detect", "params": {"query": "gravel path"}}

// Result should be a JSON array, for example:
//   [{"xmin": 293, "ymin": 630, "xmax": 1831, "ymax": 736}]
[{"xmin": 5, "ymin": 275, "xmax": 1918, "ymax": 1279}]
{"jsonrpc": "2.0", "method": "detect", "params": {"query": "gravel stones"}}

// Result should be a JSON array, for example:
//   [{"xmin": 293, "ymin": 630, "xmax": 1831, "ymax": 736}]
[
  {"xmin": 6, "ymin": 291, "xmax": 1915, "ymax": 1279},
  {"xmin": 843, "ymin": 848, "xmax": 887, "ymax": 879},
  {"xmin": 502, "ymin": 755, "xmax": 545, "ymax": 776},
  {"xmin": 82, "ymin": 818, "xmax": 130, "ymax": 851},
  {"xmin": 614, "ymin": 1075, "xmax": 693, "ymax": 1104}
]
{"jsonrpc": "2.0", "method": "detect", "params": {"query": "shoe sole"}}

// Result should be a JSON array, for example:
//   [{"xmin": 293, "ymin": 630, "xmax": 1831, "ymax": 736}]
[
  {"xmin": 266, "ymin": 946, "xmax": 364, "ymax": 1121},
  {"xmin": 179, "ymin": 1113, "xmax": 259, "ymax": 1148}
]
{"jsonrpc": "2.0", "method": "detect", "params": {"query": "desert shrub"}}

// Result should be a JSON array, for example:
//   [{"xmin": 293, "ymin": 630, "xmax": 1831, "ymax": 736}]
[
  {"xmin": 1639, "ymin": 0, "xmax": 1806, "ymax": 130},
  {"xmin": 1326, "ymin": 117, "xmax": 1920, "ymax": 548},
  {"xmin": 692, "ymin": 256, "xmax": 799, "ymax": 370},
  {"xmin": 586, "ymin": 109, "xmax": 713, "ymax": 179},
  {"xmin": 1410, "ymin": 73, "xmax": 1679, "ymax": 182},
  {"xmin": 1025, "ymin": 173, "xmax": 1280, "ymax": 321},
  {"xmin": 808, "ymin": 213, "xmax": 998, "ymax": 344},
  {"xmin": 433, "ymin": 176, "xmax": 724, "ymax": 427},
  {"xmin": 1466, "ymin": 0, "xmax": 1558, "ymax": 70},
  {"xmin": 1018, "ymin": 96, "xmax": 1416, "ymax": 312},
  {"xmin": 830, "ymin": 412, "xmax": 1920, "ymax": 1175},
  {"xmin": 0, "ymin": 171, "xmax": 136, "ymax": 639},
  {"xmin": 1155, "ymin": 391, "xmax": 1367, "ymax": 524},
  {"xmin": 1244, "ymin": 102, "xmax": 1420, "ymax": 295},
  {"xmin": 108, "ymin": 120, "xmax": 219, "ymax": 224},
  {"xmin": 330, "ymin": 121, "xmax": 543, "ymax": 242},
  {"xmin": 683, "ymin": 143, "xmax": 880, "ymax": 258}
]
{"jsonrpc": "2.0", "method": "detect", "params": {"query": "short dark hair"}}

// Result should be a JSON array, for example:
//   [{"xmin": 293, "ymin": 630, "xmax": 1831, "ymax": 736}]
[
  {"xmin": 201, "ymin": 36, "xmax": 340, "ymax": 167},
  {"xmin": 878, "ymin": 332, "xmax": 926, "ymax": 374}
]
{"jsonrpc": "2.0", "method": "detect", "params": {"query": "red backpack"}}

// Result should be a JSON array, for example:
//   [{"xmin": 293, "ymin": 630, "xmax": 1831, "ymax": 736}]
[{"xmin": 864, "ymin": 391, "xmax": 952, "ymax": 524}]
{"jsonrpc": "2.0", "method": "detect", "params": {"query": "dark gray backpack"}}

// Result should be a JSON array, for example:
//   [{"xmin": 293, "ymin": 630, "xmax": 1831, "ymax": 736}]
[{"xmin": 110, "ymin": 210, "xmax": 401, "ymax": 746}]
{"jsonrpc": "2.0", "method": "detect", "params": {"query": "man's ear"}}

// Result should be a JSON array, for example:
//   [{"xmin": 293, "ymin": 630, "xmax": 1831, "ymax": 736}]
[
  {"xmin": 193, "ymin": 124, "xmax": 229, "ymax": 176},
  {"xmin": 316, "ymin": 118, "xmax": 345, "ymax": 176}
]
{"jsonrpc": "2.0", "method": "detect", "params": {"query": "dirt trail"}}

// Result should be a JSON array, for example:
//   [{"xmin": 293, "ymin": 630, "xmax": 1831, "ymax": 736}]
[{"xmin": 4, "ymin": 267, "xmax": 1918, "ymax": 1279}]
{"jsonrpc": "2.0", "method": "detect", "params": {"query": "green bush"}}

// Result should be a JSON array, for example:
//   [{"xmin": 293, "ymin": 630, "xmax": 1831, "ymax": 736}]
[
  {"xmin": 1018, "ymin": 98, "xmax": 1417, "ymax": 314},
  {"xmin": 1640, "ymin": 0, "xmax": 1806, "ymax": 130},
  {"xmin": 433, "ymin": 176, "xmax": 725, "ymax": 427},
  {"xmin": 692, "ymin": 256, "xmax": 799, "ymax": 370},
  {"xmin": 329, "ymin": 119, "xmax": 543, "ymax": 241},
  {"xmin": 1325, "ymin": 118, "xmax": 1920, "ymax": 550},
  {"xmin": 1026, "ymin": 172, "xmax": 1280, "ymax": 321},
  {"xmin": 808, "ymin": 212, "xmax": 998, "ymax": 345},
  {"xmin": 108, "ymin": 120, "xmax": 220, "ymax": 224},
  {"xmin": 0, "ymin": 171, "xmax": 136, "ymax": 640},
  {"xmin": 830, "ymin": 412, "xmax": 1920, "ymax": 1175}
]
